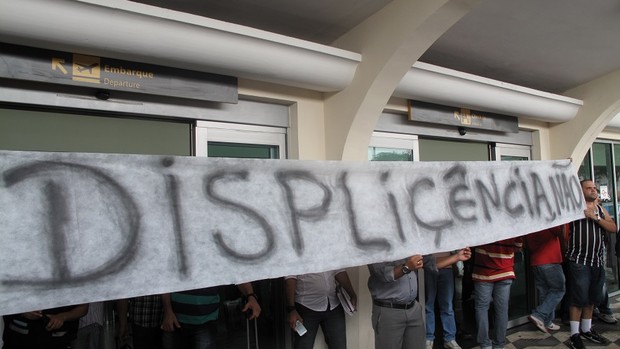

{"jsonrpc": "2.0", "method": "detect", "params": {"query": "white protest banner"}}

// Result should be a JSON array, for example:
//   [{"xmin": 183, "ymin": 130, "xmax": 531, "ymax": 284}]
[{"xmin": 0, "ymin": 150, "xmax": 584, "ymax": 315}]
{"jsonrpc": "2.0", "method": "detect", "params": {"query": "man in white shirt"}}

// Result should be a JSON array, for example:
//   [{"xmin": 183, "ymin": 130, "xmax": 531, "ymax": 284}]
[{"xmin": 285, "ymin": 270, "xmax": 357, "ymax": 349}]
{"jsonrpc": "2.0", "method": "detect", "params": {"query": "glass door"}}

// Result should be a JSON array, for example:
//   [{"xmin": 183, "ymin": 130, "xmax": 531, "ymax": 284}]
[
  {"xmin": 195, "ymin": 121, "xmax": 287, "ymax": 349},
  {"xmin": 494, "ymin": 144, "xmax": 532, "ymax": 327},
  {"xmin": 594, "ymin": 143, "xmax": 618, "ymax": 294}
]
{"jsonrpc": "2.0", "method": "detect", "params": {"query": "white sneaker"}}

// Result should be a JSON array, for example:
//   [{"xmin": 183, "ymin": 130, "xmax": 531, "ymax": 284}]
[
  {"xmin": 597, "ymin": 313, "xmax": 618, "ymax": 324},
  {"xmin": 528, "ymin": 314, "xmax": 548, "ymax": 333},
  {"xmin": 546, "ymin": 322, "xmax": 560, "ymax": 331},
  {"xmin": 444, "ymin": 340, "xmax": 462, "ymax": 349},
  {"xmin": 426, "ymin": 340, "xmax": 434, "ymax": 349}
]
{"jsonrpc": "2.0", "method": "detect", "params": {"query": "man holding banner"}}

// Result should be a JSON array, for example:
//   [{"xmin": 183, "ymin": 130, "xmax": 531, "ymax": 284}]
[
  {"xmin": 368, "ymin": 254, "xmax": 425, "ymax": 349},
  {"xmin": 566, "ymin": 180, "xmax": 616, "ymax": 349}
]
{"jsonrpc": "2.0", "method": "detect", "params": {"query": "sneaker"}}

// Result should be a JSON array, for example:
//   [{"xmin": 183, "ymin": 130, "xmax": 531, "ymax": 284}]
[
  {"xmin": 426, "ymin": 340, "xmax": 433, "ymax": 349},
  {"xmin": 597, "ymin": 313, "xmax": 618, "ymax": 324},
  {"xmin": 546, "ymin": 322, "xmax": 560, "ymax": 331},
  {"xmin": 528, "ymin": 314, "xmax": 548, "ymax": 333},
  {"xmin": 568, "ymin": 334, "xmax": 585, "ymax": 349},
  {"xmin": 443, "ymin": 340, "xmax": 462, "ymax": 349},
  {"xmin": 580, "ymin": 328, "xmax": 609, "ymax": 344}
]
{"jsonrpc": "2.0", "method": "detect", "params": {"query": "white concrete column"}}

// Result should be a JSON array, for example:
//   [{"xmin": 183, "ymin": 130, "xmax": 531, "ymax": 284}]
[
  {"xmin": 323, "ymin": 2, "xmax": 482, "ymax": 349},
  {"xmin": 324, "ymin": 0, "xmax": 482, "ymax": 161}
]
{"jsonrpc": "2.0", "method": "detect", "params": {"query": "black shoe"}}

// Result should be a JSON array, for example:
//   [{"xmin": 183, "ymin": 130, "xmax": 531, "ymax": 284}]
[
  {"xmin": 568, "ymin": 334, "xmax": 585, "ymax": 349},
  {"xmin": 580, "ymin": 328, "xmax": 609, "ymax": 344}
]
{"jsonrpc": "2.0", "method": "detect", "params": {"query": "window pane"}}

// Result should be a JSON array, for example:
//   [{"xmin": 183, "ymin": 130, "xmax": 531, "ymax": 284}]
[
  {"xmin": 592, "ymin": 142, "xmax": 618, "ymax": 294},
  {"xmin": 578, "ymin": 150, "xmax": 592, "ymax": 180},
  {"xmin": 0, "ymin": 108, "xmax": 191, "ymax": 155},
  {"xmin": 501, "ymin": 155, "xmax": 528, "ymax": 161},
  {"xmin": 368, "ymin": 146, "xmax": 413, "ymax": 161},
  {"xmin": 208, "ymin": 142, "xmax": 279, "ymax": 159}
]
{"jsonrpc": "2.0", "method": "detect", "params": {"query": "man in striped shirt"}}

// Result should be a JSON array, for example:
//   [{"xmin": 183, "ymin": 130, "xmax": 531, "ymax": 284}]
[
  {"xmin": 566, "ymin": 180, "xmax": 616, "ymax": 349},
  {"xmin": 160, "ymin": 283, "xmax": 260, "ymax": 349},
  {"xmin": 472, "ymin": 237, "xmax": 522, "ymax": 349}
]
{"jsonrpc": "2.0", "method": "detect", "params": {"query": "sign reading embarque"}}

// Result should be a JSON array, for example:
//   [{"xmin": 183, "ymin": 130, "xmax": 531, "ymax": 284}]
[{"xmin": 0, "ymin": 150, "xmax": 584, "ymax": 315}]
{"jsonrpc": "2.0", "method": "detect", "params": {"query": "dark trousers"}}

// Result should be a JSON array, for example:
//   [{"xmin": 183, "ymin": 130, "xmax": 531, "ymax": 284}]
[
  {"xmin": 132, "ymin": 324, "xmax": 162, "ymax": 349},
  {"xmin": 293, "ymin": 303, "xmax": 346, "ymax": 349}
]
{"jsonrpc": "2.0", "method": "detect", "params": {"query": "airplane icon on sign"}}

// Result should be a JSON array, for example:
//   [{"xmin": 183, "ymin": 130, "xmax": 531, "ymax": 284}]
[{"xmin": 75, "ymin": 62, "xmax": 99, "ymax": 74}]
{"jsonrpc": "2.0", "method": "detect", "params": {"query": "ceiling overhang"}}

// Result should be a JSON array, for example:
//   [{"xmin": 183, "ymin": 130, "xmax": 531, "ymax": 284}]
[{"xmin": 0, "ymin": 0, "xmax": 582, "ymax": 123}]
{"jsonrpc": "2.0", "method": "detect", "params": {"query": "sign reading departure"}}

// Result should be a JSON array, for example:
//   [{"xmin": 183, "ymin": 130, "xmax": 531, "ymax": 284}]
[
  {"xmin": 0, "ymin": 150, "xmax": 584, "ymax": 315},
  {"xmin": 409, "ymin": 100, "xmax": 519, "ymax": 133},
  {"xmin": 0, "ymin": 43, "xmax": 238, "ymax": 103}
]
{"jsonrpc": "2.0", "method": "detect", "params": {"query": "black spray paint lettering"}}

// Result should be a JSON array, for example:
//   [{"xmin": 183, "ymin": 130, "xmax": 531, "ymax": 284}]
[
  {"xmin": 339, "ymin": 171, "xmax": 391, "ymax": 252},
  {"xmin": 2, "ymin": 161, "xmax": 140, "ymax": 288},
  {"xmin": 275, "ymin": 170, "xmax": 332, "ymax": 256},
  {"xmin": 530, "ymin": 172, "xmax": 555, "ymax": 221},
  {"xmin": 444, "ymin": 164, "xmax": 477, "ymax": 222},
  {"xmin": 408, "ymin": 176, "xmax": 455, "ymax": 247},
  {"xmin": 475, "ymin": 174, "xmax": 500, "ymax": 221},
  {"xmin": 162, "ymin": 157, "xmax": 189, "ymax": 278},
  {"xmin": 1, "ymin": 158, "xmax": 585, "ymax": 287},
  {"xmin": 503, "ymin": 180, "xmax": 525, "ymax": 217},
  {"xmin": 381, "ymin": 171, "xmax": 406, "ymax": 242},
  {"xmin": 204, "ymin": 170, "xmax": 276, "ymax": 263},
  {"xmin": 406, "ymin": 164, "xmax": 582, "ymax": 247}
]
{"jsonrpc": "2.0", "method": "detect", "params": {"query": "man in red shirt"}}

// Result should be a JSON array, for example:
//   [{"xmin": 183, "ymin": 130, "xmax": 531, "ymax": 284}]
[
  {"xmin": 472, "ymin": 238, "xmax": 522, "ymax": 349},
  {"xmin": 525, "ymin": 225, "xmax": 566, "ymax": 333}
]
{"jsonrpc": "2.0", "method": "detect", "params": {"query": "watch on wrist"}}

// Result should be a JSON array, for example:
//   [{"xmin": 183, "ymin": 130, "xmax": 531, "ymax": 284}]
[
  {"xmin": 286, "ymin": 305, "xmax": 297, "ymax": 313},
  {"xmin": 401, "ymin": 264, "xmax": 411, "ymax": 275},
  {"xmin": 246, "ymin": 293, "xmax": 258, "ymax": 302}
]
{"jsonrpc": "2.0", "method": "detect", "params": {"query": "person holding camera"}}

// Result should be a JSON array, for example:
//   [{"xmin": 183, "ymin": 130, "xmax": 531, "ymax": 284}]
[{"xmin": 285, "ymin": 270, "xmax": 357, "ymax": 349}]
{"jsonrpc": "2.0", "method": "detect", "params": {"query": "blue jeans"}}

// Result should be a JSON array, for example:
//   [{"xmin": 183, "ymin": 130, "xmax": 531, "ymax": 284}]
[
  {"xmin": 597, "ymin": 280, "xmax": 612, "ymax": 315},
  {"xmin": 162, "ymin": 321, "xmax": 216, "ymax": 349},
  {"xmin": 425, "ymin": 268, "xmax": 457, "ymax": 342},
  {"xmin": 474, "ymin": 279, "xmax": 512, "ymax": 349},
  {"xmin": 531, "ymin": 263, "xmax": 565, "ymax": 326},
  {"xmin": 294, "ymin": 303, "xmax": 346, "ymax": 349},
  {"xmin": 568, "ymin": 262, "xmax": 605, "ymax": 307}
]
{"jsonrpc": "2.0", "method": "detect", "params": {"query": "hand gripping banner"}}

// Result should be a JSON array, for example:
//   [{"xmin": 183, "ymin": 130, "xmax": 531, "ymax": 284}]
[{"xmin": 0, "ymin": 150, "xmax": 584, "ymax": 314}]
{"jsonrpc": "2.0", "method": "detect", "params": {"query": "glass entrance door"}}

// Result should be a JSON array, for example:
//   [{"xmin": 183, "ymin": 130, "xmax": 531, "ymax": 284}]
[
  {"xmin": 494, "ymin": 144, "xmax": 533, "ymax": 327},
  {"xmin": 195, "ymin": 121, "xmax": 287, "ymax": 349}
]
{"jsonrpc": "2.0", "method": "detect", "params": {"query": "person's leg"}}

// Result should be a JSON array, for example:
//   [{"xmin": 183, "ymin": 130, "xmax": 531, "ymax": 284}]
[
  {"xmin": 425, "ymin": 269, "xmax": 439, "ymax": 343},
  {"xmin": 437, "ymin": 268, "xmax": 457, "ymax": 343},
  {"xmin": 595, "ymin": 281, "xmax": 617, "ymax": 323},
  {"xmin": 568, "ymin": 261, "xmax": 590, "ymax": 329},
  {"xmin": 371, "ymin": 305, "xmax": 407, "ymax": 349},
  {"xmin": 403, "ymin": 301, "xmax": 426, "ymax": 349},
  {"xmin": 161, "ymin": 327, "xmax": 185, "ymax": 349},
  {"xmin": 473, "ymin": 282, "xmax": 493, "ymax": 349},
  {"xmin": 319, "ymin": 305, "xmax": 347, "ymax": 349},
  {"xmin": 132, "ymin": 324, "xmax": 162, "ymax": 349},
  {"xmin": 491, "ymin": 279, "xmax": 512, "ymax": 349},
  {"xmin": 597, "ymin": 282, "xmax": 611, "ymax": 314},
  {"xmin": 560, "ymin": 262, "xmax": 571, "ymax": 324},
  {"xmin": 189, "ymin": 322, "xmax": 217, "ymax": 349},
  {"xmin": 295, "ymin": 304, "xmax": 322, "ymax": 349},
  {"xmin": 588, "ymin": 266, "xmax": 606, "ymax": 311},
  {"xmin": 532, "ymin": 264, "xmax": 565, "ymax": 326},
  {"xmin": 81, "ymin": 323, "xmax": 103, "ymax": 349},
  {"xmin": 578, "ymin": 266, "xmax": 610, "ymax": 344}
]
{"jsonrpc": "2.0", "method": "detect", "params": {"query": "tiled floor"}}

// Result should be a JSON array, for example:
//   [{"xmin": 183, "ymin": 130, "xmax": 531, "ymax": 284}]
[{"xmin": 453, "ymin": 294, "xmax": 620, "ymax": 349}]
